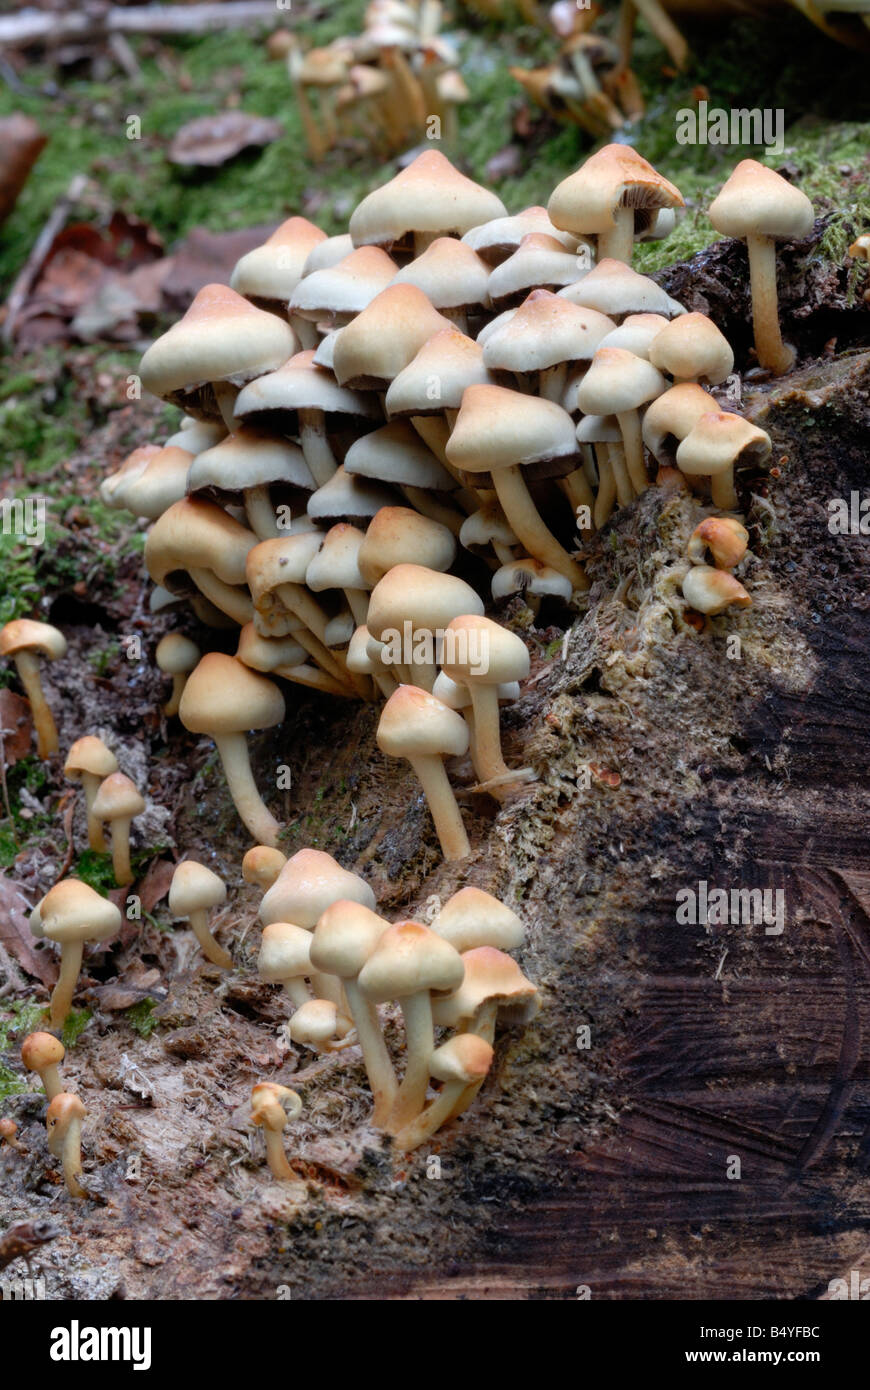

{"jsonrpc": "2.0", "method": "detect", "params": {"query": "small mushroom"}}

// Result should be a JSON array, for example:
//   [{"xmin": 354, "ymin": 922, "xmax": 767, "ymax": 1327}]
[
  {"xmin": 576, "ymin": 347, "xmax": 667, "ymax": 496},
  {"xmin": 90, "ymin": 772, "xmax": 146, "ymax": 888},
  {"xmin": 63, "ymin": 736, "xmax": 119, "ymax": 852},
  {"xmin": 648, "ymin": 312, "xmax": 734, "ymax": 386},
  {"xmin": 169, "ymin": 861, "xmax": 232, "ymax": 970},
  {"xmin": 393, "ymin": 1034, "xmax": 494, "ymax": 1153},
  {"xmin": 155, "ymin": 633, "xmax": 201, "ymax": 717},
  {"xmin": 377, "ymin": 686, "xmax": 471, "ymax": 861},
  {"xmin": 258, "ymin": 921, "xmax": 316, "ymax": 1008},
  {"xmin": 0, "ymin": 1117, "xmax": 25, "ymax": 1152},
  {"xmin": 36, "ymin": 879, "xmax": 122, "ymax": 1029},
  {"xmin": 46, "ymin": 1093, "xmax": 87, "ymax": 1197},
  {"xmin": 251, "ymin": 1082, "xmax": 302, "ymax": 1181},
  {"xmin": 242, "ymin": 845, "xmax": 287, "ymax": 892},
  {"xmin": 441, "ymin": 614, "xmax": 530, "ymax": 795},
  {"xmin": 286, "ymin": 998, "xmax": 356, "ymax": 1052},
  {"xmin": 675, "ymin": 411, "xmax": 771, "ymax": 512},
  {"xmin": 432, "ymin": 886, "xmax": 525, "ymax": 955},
  {"xmin": 548, "ymin": 145, "xmax": 684, "ymax": 265},
  {"xmin": 682, "ymin": 566, "xmax": 752, "ymax": 616},
  {"xmin": 687, "ymin": 517, "xmax": 749, "ymax": 570},
  {"xmin": 0, "ymin": 620, "xmax": 67, "ymax": 758},
  {"xmin": 21, "ymin": 1032, "xmax": 65, "ymax": 1100}
]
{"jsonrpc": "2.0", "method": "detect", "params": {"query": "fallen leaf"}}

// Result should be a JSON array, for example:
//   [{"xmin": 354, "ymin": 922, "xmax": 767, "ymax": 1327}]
[
  {"xmin": 168, "ymin": 111, "xmax": 283, "ymax": 167},
  {"xmin": 138, "ymin": 857, "xmax": 176, "ymax": 915},
  {"xmin": 0, "ymin": 690, "xmax": 33, "ymax": 765},
  {"xmin": 71, "ymin": 257, "xmax": 175, "ymax": 341},
  {"xmin": 162, "ymin": 223, "xmax": 277, "ymax": 305},
  {"xmin": 0, "ymin": 874, "xmax": 56, "ymax": 987},
  {"xmin": 0, "ymin": 114, "xmax": 47, "ymax": 226}
]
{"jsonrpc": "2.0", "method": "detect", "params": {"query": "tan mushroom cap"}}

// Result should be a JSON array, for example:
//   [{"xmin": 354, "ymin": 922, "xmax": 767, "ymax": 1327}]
[
  {"xmin": 46, "ymin": 1091, "xmax": 86, "ymax": 1135},
  {"xmin": 377, "ymin": 685, "xmax": 470, "ymax": 760},
  {"xmin": 359, "ymin": 508, "xmax": 456, "ymax": 585},
  {"xmin": 100, "ymin": 443, "xmax": 161, "ymax": 508},
  {"xmin": 492, "ymin": 557, "xmax": 573, "ymax": 604},
  {"xmin": 230, "ymin": 216, "xmax": 327, "ymax": 301},
  {"xmin": 248, "ymin": 530, "xmax": 324, "ymax": 595},
  {"xmin": 156, "ymin": 632, "xmax": 200, "ymax": 677},
  {"xmin": 179, "ymin": 652, "xmax": 285, "ymax": 736},
  {"xmin": 688, "ymin": 516, "xmax": 749, "ymax": 570},
  {"xmin": 91, "ymin": 772, "xmax": 146, "ymax": 824},
  {"xmin": 236, "ymin": 623, "xmax": 305, "ymax": 673},
  {"xmin": 357, "ymin": 920, "xmax": 465, "ymax": 1002},
  {"xmin": 548, "ymin": 143, "xmax": 684, "ymax": 238},
  {"xmin": 38, "ymin": 879, "xmax": 122, "ymax": 945},
  {"xmin": 429, "ymin": 1032, "xmax": 494, "ymax": 1085},
  {"xmin": 462, "ymin": 206, "xmax": 578, "ymax": 264},
  {"xmin": 558, "ymin": 258, "xmax": 683, "ymax": 319},
  {"xmin": 310, "ymin": 899, "xmax": 391, "ymax": 978},
  {"xmin": 676, "ymin": 412, "xmax": 772, "ymax": 478},
  {"xmin": 187, "ymin": 429, "xmax": 315, "ymax": 498},
  {"xmin": 708, "ymin": 160, "xmax": 814, "ymax": 242},
  {"xmin": 289, "ymin": 245, "xmax": 398, "ymax": 321},
  {"xmin": 332, "ymin": 284, "xmax": 454, "ymax": 389},
  {"xmin": 488, "ymin": 233, "xmax": 585, "ymax": 304},
  {"xmin": 483, "ymin": 289, "xmax": 615, "ymax": 373},
  {"xmin": 144, "ymin": 497, "xmax": 257, "ymax": 589},
  {"xmin": 21, "ymin": 1031, "xmax": 65, "ymax": 1072},
  {"xmin": 344, "ymin": 421, "xmax": 457, "ymax": 492},
  {"xmin": 367, "ymin": 563, "xmax": 484, "ymax": 640},
  {"xmin": 446, "ymin": 384, "xmax": 578, "ymax": 478},
  {"xmin": 594, "ymin": 313, "xmax": 671, "ymax": 362},
  {"xmin": 349, "ymin": 149, "xmax": 507, "ymax": 250},
  {"xmin": 390, "ymin": 237, "xmax": 491, "ymax": 312},
  {"xmin": 287, "ymin": 998, "xmax": 353, "ymax": 1046},
  {"xmin": 234, "ymin": 350, "xmax": 380, "ymax": 422},
  {"xmin": 307, "ymin": 465, "xmax": 400, "ymax": 524},
  {"xmin": 431, "ymin": 946, "xmax": 538, "ymax": 1027},
  {"xmin": 242, "ymin": 844, "xmax": 287, "ymax": 890},
  {"xmin": 641, "ymin": 382, "xmax": 719, "ymax": 465},
  {"xmin": 258, "ymin": 921, "xmax": 313, "ymax": 980},
  {"xmin": 577, "ymin": 347, "xmax": 667, "ymax": 415},
  {"xmin": 576, "ymin": 413, "xmax": 621, "ymax": 445},
  {"xmin": 0, "ymin": 619, "xmax": 67, "ymax": 661},
  {"xmin": 648, "ymin": 312, "xmax": 734, "ymax": 385},
  {"xmin": 682, "ymin": 566, "xmax": 752, "ymax": 615},
  {"xmin": 460, "ymin": 504, "xmax": 518, "ymax": 555},
  {"xmin": 163, "ymin": 418, "xmax": 226, "ymax": 453},
  {"xmin": 432, "ymin": 886, "xmax": 525, "ymax": 955},
  {"xmin": 443, "ymin": 614, "xmax": 530, "ymax": 686},
  {"xmin": 251, "ymin": 1081, "xmax": 301, "ymax": 1129},
  {"xmin": 303, "ymin": 233, "xmax": 354, "ymax": 276},
  {"xmin": 169, "ymin": 859, "xmax": 226, "ymax": 917},
  {"xmin": 116, "ymin": 444, "xmax": 193, "ymax": 520},
  {"xmin": 305, "ymin": 523, "xmax": 366, "ymax": 593},
  {"xmin": 432, "ymin": 673, "xmax": 520, "ymax": 711},
  {"xmin": 260, "ymin": 847, "xmax": 376, "ymax": 928},
  {"xmin": 385, "ymin": 328, "xmax": 493, "ymax": 417},
  {"xmin": 139, "ymin": 283, "xmax": 297, "ymax": 403},
  {"xmin": 64, "ymin": 736, "xmax": 118, "ymax": 781}
]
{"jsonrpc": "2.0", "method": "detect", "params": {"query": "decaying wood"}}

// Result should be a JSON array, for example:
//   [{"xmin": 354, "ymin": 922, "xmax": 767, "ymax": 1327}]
[{"xmin": 0, "ymin": 3, "xmax": 281, "ymax": 50}]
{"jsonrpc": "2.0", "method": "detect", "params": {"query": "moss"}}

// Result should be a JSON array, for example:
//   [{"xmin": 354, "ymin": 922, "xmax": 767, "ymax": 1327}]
[
  {"xmin": 126, "ymin": 998, "xmax": 158, "ymax": 1039},
  {"xmin": 73, "ymin": 851, "xmax": 118, "ymax": 892},
  {"xmin": 61, "ymin": 1007, "xmax": 92, "ymax": 1048}
]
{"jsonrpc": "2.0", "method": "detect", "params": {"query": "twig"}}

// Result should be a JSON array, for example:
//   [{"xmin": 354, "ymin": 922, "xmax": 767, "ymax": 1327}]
[
  {"xmin": 2, "ymin": 172, "xmax": 89, "ymax": 345},
  {"xmin": 0, "ymin": 3, "xmax": 281, "ymax": 49}
]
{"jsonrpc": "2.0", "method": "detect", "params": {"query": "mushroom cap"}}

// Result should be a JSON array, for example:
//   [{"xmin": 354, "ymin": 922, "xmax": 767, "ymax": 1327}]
[
  {"xmin": 488, "ymin": 233, "xmax": 586, "ymax": 305},
  {"xmin": 676, "ymin": 412, "xmax": 772, "ymax": 477},
  {"xmin": 242, "ymin": 845, "xmax": 287, "ymax": 891},
  {"xmin": 303, "ymin": 233, "xmax": 355, "ymax": 276},
  {"xmin": 359, "ymin": 507, "xmax": 456, "ymax": 585},
  {"xmin": 483, "ymin": 289, "xmax": 615, "ymax": 373},
  {"xmin": 260, "ymin": 847, "xmax": 376, "ymax": 928},
  {"xmin": 446, "ymin": 384, "xmax": 578, "ymax": 475},
  {"xmin": 648, "ymin": 312, "xmax": 734, "ymax": 385},
  {"xmin": 344, "ymin": 421, "xmax": 457, "ymax": 492},
  {"xmin": 306, "ymin": 466, "xmax": 400, "ymax": 525},
  {"xmin": 21, "ymin": 1030, "xmax": 65, "ymax": 1073},
  {"xmin": 289, "ymin": 245, "xmax": 398, "ymax": 320},
  {"xmin": 357, "ymin": 920, "xmax": 464, "ymax": 1002},
  {"xmin": 64, "ymin": 736, "xmax": 118, "ymax": 782},
  {"xmin": 462, "ymin": 205, "xmax": 578, "ymax": 265},
  {"xmin": 687, "ymin": 516, "xmax": 749, "ymax": 570},
  {"xmin": 641, "ymin": 383, "xmax": 719, "ymax": 465},
  {"xmin": 257, "ymin": 920, "xmax": 313, "ymax": 981},
  {"xmin": 163, "ymin": 419, "xmax": 226, "ymax": 453},
  {"xmin": 548, "ymin": 143, "xmax": 684, "ymax": 238},
  {"xmin": 235, "ymin": 349, "xmax": 380, "ymax": 422},
  {"xmin": 247, "ymin": 531, "xmax": 324, "ymax": 599},
  {"xmin": 46, "ymin": 1091, "xmax": 86, "ymax": 1138},
  {"xmin": 431, "ymin": 673, "xmax": 520, "ymax": 710},
  {"xmin": 575, "ymin": 413, "xmax": 621, "ymax": 445},
  {"xmin": 116, "ymin": 444, "xmax": 193, "ymax": 520},
  {"xmin": 237, "ymin": 623, "xmax": 306, "ymax": 674},
  {"xmin": 367, "ymin": 563, "xmax": 484, "ymax": 639},
  {"xmin": 0, "ymin": 619, "xmax": 67, "ymax": 661},
  {"xmin": 432, "ymin": 886, "xmax": 525, "ymax": 955},
  {"xmin": 188, "ymin": 429, "xmax": 315, "ymax": 498},
  {"xmin": 155, "ymin": 632, "xmax": 201, "ymax": 677},
  {"xmin": 169, "ymin": 859, "xmax": 226, "ymax": 917},
  {"xmin": 310, "ymin": 898, "xmax": 391, "ymax": 979},
  {"xmin": 460, "ymin": 504, "xmax": 518, "ymax": 555},
  {"xmin": 491, "ymin": 557, "xmax": 573, "ymax": 604},
  {"xmin": 576, "ymin": 347, "xmax": 667, "ymax": 415},
  {"xmin": 594, "ymin": 312, "xmax": 671, "ymax": 363},
  {"xmin": 101, "ymin": 443, "xmax": 162, "ymax": 508},
  {"xmin": 287, "ymin": 998, "xmax": 353, "ymax": 1046},
  {"xmin": 682, "ymin": 565, "xmax": 752, "ymax": 615},
  {"xmin": 442, "ymin": 614, "xmax": 530, "ymax": 686},
  {"xmin": 305, "ymin": 523, "xmax": 367, "ymax": 593},
  {"xmin": 389, "ymin": 236, "xmax": 491, "ymax": 311},
  {"xmin": 385, "ymin": 327, "xmax": 493, "ymax": 417},
  {"xmin": 708, "ymin": 159, "xmax": 814, "ymax": 242},
  {"xmin": 332, "ymin": 284, "xmax": 454, "ymax": 389},
  {"xmin": 429, "ymin": 1032, "xmax": 494, "ymax": 1085},
  {"xmin": 325, "ymin": 612, "xmax": 354, "ymax": 648},
  {"xmin": 230, "ymin": 217, "xmax": 328, "ymax": 301},
  {"xmin": 37, "ymin": 879, "xmax": 122, "ymax": 946},
  {"xmin": 144, "ymin": 496, "xmax": 257, "ymax": 589},
  {"xmin": 90, "ymin": 772, "xmax": 145, "ymax": 823},
  {"xmin": 557, "ymin": 258, "xmax": 682, "ymax": 320},
  {"xmin": 251, "ymin": 1082, "xmax": 301, "ymax": 1131},
  {"xmin": 347, "ymin": 625, "xmax": 380, "ymax": 677},
  {"xmin": 179, "ymin": 652, "xmax": 285, "ymax": 735},
  {"xmin": 431, "ymin": 946, "xmax": 538, "ymax": 1028},
  {"xmin": 139, "ymin": 283, "xmax": 297, "ymax": 402},
  {"xmin": 377, "ymin": 685, "xmax": 470, "ymax": 760},
  {"xmin": 349, "ymin": 150, "xmax": 506, "ymax": 250}
]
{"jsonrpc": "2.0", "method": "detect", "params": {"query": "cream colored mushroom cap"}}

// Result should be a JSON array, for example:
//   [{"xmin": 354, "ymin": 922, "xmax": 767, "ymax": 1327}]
[
  {"xmin": 242, "ymin": 845, "xmax": 287, "ymax": 890},
  {"xmin": 377, "ymin": 685, "xmax": 470, "ymax": 760},
  {"xmin": 90, "ymin": 772, "xmax": 145, "ymax": 823},
  {"xmin": 349, "ymin": 150, "xmax": 507, "ymax": 249},
  {"xmin": 641, "ymin": 383, "xmax": 718, "ymax": 463},
  {"xmin": 492, "ymin": 557, "xmax": 573, "ymax": 604},
  {"xmin": 257, "ymin": 920, "xmax": 313, "ymax": 980},
  {"xmin": 345, "ymin": 421, "xmax": 456, "ymax": 492},
  {"xmin": 682, "ymin": 566, "xmax": 752, "ymax": 615},
  {"xmin": 446, "ymin": 384, "xmax": 577, "ymax": 474},
  {"xmin": 483, "ymin": 289, "xmax": 615, "ymax": 372},
  {"xmin": 310, "ymin": 899, "xmax": 391, "ymax": 978},
  {"xmin": 156, "ymin": 633, "xmax": 200, "ymax": 677},
  {"xmin": 188, "ymin": 429, "xmax": 315, "ymax": 495},
  {"xmin": 367, "ymin": 563, "xmax": 484, "ymax": 639},
  {"xmin": 179, "ymin": 652, "xmax": 285, "ymax": 735},
  {"xmin": 64, "ymin": 736, "xmax": 118, "ymax": 781},
  {"xmin": 359, "ymin": 508, "xmax": 456, "ymax": 585},
  {"xmin": 260, "ymin": 847, "xmax": 376, "ymax": 928},
  {"xmin": 287, "ymin": 998, "xmax": 353, "ymax": 1046},
  {"xmin": 648, "ymin": 312, "xmax": 734, "ymax": 385},
  {"xmin": 236, "ymin": 623, "xmax": 306, "ymax": 673},
  {"xmin": 676, "ymin": 412, "xmax": 772, "ymax": 476},
  {"xmin": 389, "ymin": 236, "xmax": 491, "ymax": 310},
  {"xmin": 576, "ymin": 347, "xmax": 667, "ymax": 415},
  {"xmin": 385, "ymin": 328, "xmax": 493, "ymax": 417},
  {"xmin": 289, "ymin": 245, "xmax": 398, "ymax": 319},
  {"xmin": 230, "ymin": 216, "xmax": 327, "ymax": 301},
  {"xmin": 234, "ymin": 350, "xmax": 380, "ymax": 420},
  {"xmin": 305, "ymin": 524, "xmax": 366, "ymax": 592},
  {"xmin": 303, "ymin": 234, "xmax": 354, "ymax": 276},
  {"xmin": 558, "ymin": 258, "xmax": 681, "ymax": 319},
  {"xmin": 488, "ymin": 233, "xmax": 585, "ymax": 302},
  {"xmin": 0, "ymin": 619, "xmax": 67, "ymax": 661},
  {"xmin": 357, "ymin": 920, "xmax": 464, "ymax": 1002},
  {"xmin": 169, "ymin": 859, "xmax": 226, "ymax": 917},
  {"xmin": 144, "ymin": 496, "xmax": 257, "ymax": 589},
  {"xmin": 462, "ymin": 206, "xmax": 578, "ymax": 263},
  {"xmin": 597, "ymin": 313, "xmax": 671, "ymax": 361},
  {"xmin": 38, "ymin": 878, "xmax": 122, "ymax": 945},
  {"xmin": 332, "ymin": 284, "xmax": 454, "ymax": 388},
  {"xmin": 708, "ymin": 160, "xmax": 814, "ymax": 242},
  {"xmin": 119, "ymin": 445, "xmax": 193, "ymax": 520},
  {"xmin": 307, "ymin": 465, "xmax": 399, "ymax": 523},
  {"xmin": 431, "ymin": 946, "xmax": 538, "ymax": 1027},
  {"xmin": 251, "ymin": 1082, "xmax": 301, "ymax": 1130},
  {"xmin": 429, "ymin": 1032, "xmax": 494, "ymax": 1085},
  {"xmin": 432, "ymin": 886, "xmax": 525, "ymax": 955},
  {"xmin": 442, "ymin": 614, "xmax": 530, "ymax": 686},
  {"xmin": 548, "ymin": 143, "xmax": 684, "ymax": 237}
]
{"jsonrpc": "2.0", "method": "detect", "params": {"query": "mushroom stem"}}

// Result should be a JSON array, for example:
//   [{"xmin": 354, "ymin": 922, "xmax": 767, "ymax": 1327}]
[
  {"xmin": 540, "ymin": 363, "xmax": 567, "ymax": 403},
  {"xmin": 597, "ymin": 206, "xmax": 635, "ymax": 265},
  {"xmin": 468, "ymin": 684, "xmax": 512, "ymax": 786},
  {"xmin": 109, "ymin": 816, "xmax": 134, "ymax": 887},
  {"xmin": 344, "ymin": 589, "xmax": 369, "ymax": 627},
  {"xmin": 188, "ymin": 906, "xmax": 233, "ymax": 970},
  {"xmin": 80, "ymin": 770, "xmax": 108, "ymax": 852},
  {"xmin": 213, "ymin": 381, "xmax": 240, "ymax": 433},
  {"xmin": 264, "ymin": 1127, "xmax": 296, "ymax": 1181},
  {"xmin": 276, "ymin": 583, "xmax": 357, "ymax": 688},
  {"xmin": 14, "ymin": 650, "xmax": 57, "ymax": 757},
  {"xmin": 593, "ymin": 446, "xmax": 617, "ymax": 529},
  {"xmin": 40, "ymin": 1063, "xmax": 63, "ymax": 1101},
  {"xmin": 492, "ymin": 464, "xmax": 587, "ymax": 590},
  {"xmin": 609, "ymin": 437, "xmax": 635, "ymax": 506},
  {"xmin": 299, "ymin": 410, "xmax": 339, "ymax": 487},
  {"xmin": 244, "ymin": 485, "xmax": 281, "ymax": 540},
  {"xmin": 401, "ymin": 485, "xmax": 463, "ymax": 537},
  {"xmin": 60, "ymin": 1115, "xmax": 87, "ymax": 1198},
  {"xmin": 50, "ymin": 939, "xmax": 84, "ymax": 1030},
  {"xmin": 344, "ymin": 978, "xmax": 399, "ymax": 1127},
  {"xmin": 164, "ymin": 673, "xmax": 187, "ymax": 719},
  {"xmin": 393, "ymin": 1076, "xmax": 471, "ymax": 1152},
  {"xmin": 616, "ymin": 410, "xmax": 649, "ymax": 495},
  {"xmin": 746, "ymin": 233, "xmax": 794, "ymax": 375},
  {"xmin": 284, "ymin": 978, "xmax": 311, "ymax": 1008},
  {"xmin": 407, "ymin": 753, "xmax": 470, "ymax": 861},
  {"xmin": 274, "ymin": 662, "xmax": 354, "ymax": 698},
  {"xmin": 213, "ymin": 731, "xmax": 281, "ymax": 847},
  {"xmin": 309, "ymin": 971, "xmax": 344, "ymax": 1006},
  {"xmin": 559, "ymin": 468, "xmax": 596, "ymax": 523},
  {"xmin": 632, "ymin": 0, "xmax": 689, "ymax": 67},
  {"xmin": 188, "ymin": 568, "xmax": 254, "ymax": 625},
  {"xmin": 387, "ymin": 989, "xmax": 435, "ymax": 1132},
  {"xmin": 710, "ymin": 469, "xmax": 739, "ymax": 512}
]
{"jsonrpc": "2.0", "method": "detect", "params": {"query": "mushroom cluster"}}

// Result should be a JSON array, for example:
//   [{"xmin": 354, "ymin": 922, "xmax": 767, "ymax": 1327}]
[{"xmin": 97, "ymin": 146, "xmax": 800, "ymax": 848}]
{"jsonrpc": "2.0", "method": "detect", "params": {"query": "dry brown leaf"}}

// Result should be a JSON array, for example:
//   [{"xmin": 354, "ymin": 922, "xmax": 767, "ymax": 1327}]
[
  {"xmin": 0, "ymin": 874, "xmax": 56, "ymax": 987},
  {"xmin": 162, "ymin": 223, "xmax": 277, "ymax": 305},
  {"xmin": 0, "ymin": 114, "xmax": 47, "ymax": 226},
  {"xmin": 138, "ymin": 857, "xmax": 176, "ymax": 915},
  {"xmin": 0, "ymin": 690, "xmax": 33, "ymax": 765},
  {"xmin": 168, "ymin": 111, "xmax": 283, "ymax": 167}
]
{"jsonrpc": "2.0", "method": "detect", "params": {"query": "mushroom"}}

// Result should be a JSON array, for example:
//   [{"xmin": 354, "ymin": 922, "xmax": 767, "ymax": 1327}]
[
  {"xmin": 384, "ymin": 326, "xmax": 495, "ymax": 484},
  {"xmin": 90, "ymin": 773, "xmax": 146, "ymax": 888},
  {"xmin": 144, "ymin": 496, "xmax": 258, "ymax": 626},
  {"xmin": 488, "ymin": 233, "xmax": 588, "ymax": 308},
  {"xmin": 155, "ymin": 633, "xmax": 201, "ymax": 717},
  {"xmin": 349, "ymin": 148, "xmax": 506, "ymax": 257},
  {"xmin": 641, "ymin": 382, "xmax": 720, "ymax": 470},
  {"xmin": 682, "ymin": 566, "xmax": 752, "ymax": 616},
  {"xmin": 389, "ymin": 236, "xmax": 491, "ymax": 333},
  {"xmin": 432, "ymin": 886, "xmax": 525, "ymax": 955},
  {"xmin": 357, "ymin": 920, "xmax": 464, "ymax": 1131},
  {"xmin": 432, "ymin": 946, "xmax": 539, "ymax": 1043},
  {"xmin": 482, "ymin": 288, "xmax": 615, "ymax": 402},
  {"xmin": 286, "ymin": 998, "xmax": 356, "ymax": 1052},
  {"xmin": 246, "ymin": 535, "xmax": 358, "ymax": 693},
  {"xmin": 462, "ymin": 205, "xmax": 578, "ymax": 264},
  {"xmin": 675, "ymin": 411, "xmax": 771, "ymax": 512},
  {"xmin": 558, "ymin": 257, "xmax": 684, "ymax": 321},
  {"xmin": 548, "ymin": 144, "xmax": 684, "ymax": 265},
  {"xmin": 358, "ymin": 507, "xmax": 456, "ymax": 587},
  {"xmin": 0, "ymin": 620, "xmax": 67, "ymax": 758},
  {"xmin": 0, "ymin": 1117, "xmax": 25, "ymax": 1152},
  {"xmin": 242, "ymin": 845, "xmax": 287, "ymax": 892},
  {"xmin": 63, "ymin": 736, "xmax": 119, "ymax": 852},
  {"xmin": 21, "ymin": 1031, "xmax": 66, "ymax": 1100},
  {"xmin": 441, "ymin": 614, "xmax": 530, "ymax": 794},
  {"xmin": 46, "ymin": 1093, "xmax": 88, "ymax": 1197},
  {"xmin": 347, "ymin": 624, "xmax": 397, "ymax": 700},
  {"xmin": 377, "ymin": 685, "xmax": 470, "ymax": 861},
  {"xmin": 576, "ymin": 347, "xmax": 667, "ymax": 496},
  {"xmin": 258, "ymin": 922, "xmax": 317, "ymax": 1008},
  {"xmin": 179, "ymin": 653, "xmax": 285, "ymax": 847},
  {"xmin": 237, "ymin": 621, "xmax": 351, "ymax": 699},
  {"xmin": 344, "ymin": 421, "xmax": 463, "ymax": 535},
  {"xmin": 592, "ymin": 312, "xmax": 671, "ymax": 363},
  {"xmin": 169, "ymin": 860, "xmax": 232, "ymax": 969},
  {"xmin": 332, "ymin": 284, "xmax": 454, "ymax": 391},
  {"xmin": 104, "ymin": 443, "xmax": 194, "ymax": 521},
  {"xmin": 310, "ymin": 899, "xmax": 398, "ymax": 1125},
  {"xmin": 230, "ymin": 215, "xmax": 327, "ymax": 319},
  {"xmin": 491, "ymin": 557, "xmax": 573, "ymax": 615},
  {"xmin": 259, "ymin": 847, "xmax": 376, "ymax": 928},
  {"xmin": 708, "ymin": 160, "xmax": 814, "ymax": 375},
  {"xmin": 250, "ymin": 1082, "xmax": 302, "ymax": 1181},
  {"xmin": 687, "ymin": 517, "xmax": 749, "ymax": 570},
  {"xmin": 367, "ymin": 563, "xmax": 484, "ymax": 690},
  {"xmin": 36, "ymin": 880, "xmax": 122, "ymax": 1029},
  {"xmin": 648, "ymin": 312, "xmax": 734, "ymax": 386},
  {"xmin": 392, "ymin": 1033, "xmax": 494, "ymax": 1153},
  {"xmin": 187, "ymin": 428, "xmax": 316, "ymax": 541}
]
